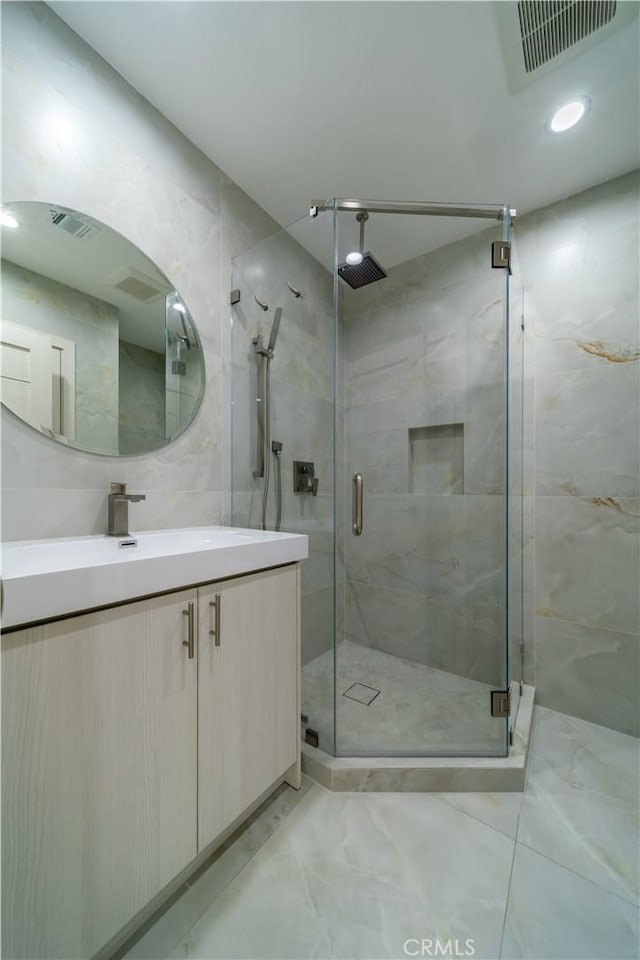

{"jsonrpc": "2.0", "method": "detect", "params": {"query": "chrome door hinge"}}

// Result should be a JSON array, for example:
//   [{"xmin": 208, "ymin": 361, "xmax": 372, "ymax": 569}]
[
  {"xmin": 491, "ymin": 240, "xmax": 511, "ymax": 272},
  {"xmin": 491, "ymin": 689, "xmax": 510, "ymax": 718}
]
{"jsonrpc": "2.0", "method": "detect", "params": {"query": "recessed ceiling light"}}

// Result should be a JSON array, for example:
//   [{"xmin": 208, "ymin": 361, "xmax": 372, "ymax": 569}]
[
  {"xmin": 0, "ymin": 211, "xmax": 18, "ymax": 229},
  {"xmin": 345, "ymin": 251, "xmax": 363, "ymax": 266},
  {"xmin": 547, "ymin": 97, "xmax": 590, "ymax": 134}
]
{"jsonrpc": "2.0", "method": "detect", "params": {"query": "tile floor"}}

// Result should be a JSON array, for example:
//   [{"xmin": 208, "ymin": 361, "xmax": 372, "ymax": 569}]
[
  {"xmin": 302, "ymin": 641, "xmax": 505, "ymax": 756},
  {"xmin": 123, "ymin": 707, "xmax": 639, "ymax": 960}
]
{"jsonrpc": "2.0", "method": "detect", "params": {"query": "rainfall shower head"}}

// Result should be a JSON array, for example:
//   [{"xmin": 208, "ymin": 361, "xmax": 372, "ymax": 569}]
[
  {"xmin": 338, "ymin": 253, "xmax": 387, "ymax": 289},
  {"xmin": 338, "ymin": 211, "xmax": 387, "ymax": 289}
]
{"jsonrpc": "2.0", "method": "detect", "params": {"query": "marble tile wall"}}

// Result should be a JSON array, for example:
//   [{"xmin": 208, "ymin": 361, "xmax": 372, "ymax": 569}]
[
  {"xmin": 229, "ymin": 222, "xmax": 335, "ymax": 668},
  {"xmin": 0, "ymin": 1, "xmax": 281, "ymax": 540},
  {"xmin": 2, "ymin": 4, "xmax": 636, "ymax": 740},
  {"xmin": 517, "ymin": 171, "xmax": 639, "ymax": 737},
  {"xmin": 341, "ymin": 224, "xmax": 510, "ymax": 688},
  {"xmin": 1, "ymin": 1, "xmax": 226, "ymax": 537},
  {"xmin": 118, "ymin": 341, "xmax": 165, "ymax": 455},
  {"xmin": 341, "ymin": 172, "xmax": 639, "ymax": 737},
  {"xmin": 1, "ymin": 3, "xmax": 336, "ymax": 698}
]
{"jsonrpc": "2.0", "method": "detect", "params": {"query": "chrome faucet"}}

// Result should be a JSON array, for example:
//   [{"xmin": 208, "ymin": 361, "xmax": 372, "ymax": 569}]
[{"xmin": 108, "ymin": 483, "xmax": 146, "ymax": 536}]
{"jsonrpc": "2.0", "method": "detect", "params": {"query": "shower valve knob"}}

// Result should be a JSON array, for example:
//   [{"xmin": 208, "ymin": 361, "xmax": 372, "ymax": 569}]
[{"xmin": 293, "ymin": 460, "xmax": 317, "ymax": 494}]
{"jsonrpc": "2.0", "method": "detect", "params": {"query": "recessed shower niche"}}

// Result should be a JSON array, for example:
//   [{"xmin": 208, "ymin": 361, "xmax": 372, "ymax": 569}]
[{"xmin": 409, "ymin": 423, "xmax": 464, "ymax": 495}]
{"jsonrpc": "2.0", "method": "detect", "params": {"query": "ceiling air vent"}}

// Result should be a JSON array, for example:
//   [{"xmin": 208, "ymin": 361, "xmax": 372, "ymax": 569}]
[
  {"xmin": 518, "ymin": 1, "xmax": 617, "ymax": 72},
  {"xmin": 50, "ymin": 208, "xmax": 99, "ymax": 240},
  {"xmin": 495, "ymin": 0, "xmax": 636, "ymax": 91}
]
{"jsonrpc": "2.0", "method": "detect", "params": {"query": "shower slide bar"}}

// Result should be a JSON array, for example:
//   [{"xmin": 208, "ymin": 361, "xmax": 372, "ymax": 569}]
[{"xmin": 311, "ymin": 199, "xmax": 516, "ymax": 220}]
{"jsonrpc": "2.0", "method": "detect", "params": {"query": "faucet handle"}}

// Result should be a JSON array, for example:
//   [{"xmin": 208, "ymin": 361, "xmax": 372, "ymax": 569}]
[{"xmin": 110, "ymin": 482, "xmax": 127, "ymax": 495}]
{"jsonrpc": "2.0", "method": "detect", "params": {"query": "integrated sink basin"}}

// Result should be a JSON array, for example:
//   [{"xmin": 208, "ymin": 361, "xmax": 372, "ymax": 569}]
[{"xmin": 1, "ymin": 526, "xmax": 308, "ymax": 629}]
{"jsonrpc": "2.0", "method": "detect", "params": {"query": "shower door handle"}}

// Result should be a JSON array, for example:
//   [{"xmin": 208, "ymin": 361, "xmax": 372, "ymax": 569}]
[{"xmin": 352, "ymin": 472, "xmax": 363, "ymax": 536}]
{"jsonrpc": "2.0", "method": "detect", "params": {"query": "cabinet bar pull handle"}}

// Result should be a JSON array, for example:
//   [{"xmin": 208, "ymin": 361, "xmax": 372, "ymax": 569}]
[
  {"xmin": 182, "ymin": 601, "xmax": 195, "ymax": 659},
  {"xmin": 209, "ymin": 595, "xmax": 221, "ymax": 646},
  {"xmin": 352, "ymin": 472, "xmax": 363, "ymax": 536}
]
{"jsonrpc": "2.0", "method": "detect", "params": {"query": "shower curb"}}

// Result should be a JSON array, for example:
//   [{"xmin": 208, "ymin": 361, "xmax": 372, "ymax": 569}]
[{"xmin": 302, "ymin": 684, "xmax": 535, "ymax": 792}]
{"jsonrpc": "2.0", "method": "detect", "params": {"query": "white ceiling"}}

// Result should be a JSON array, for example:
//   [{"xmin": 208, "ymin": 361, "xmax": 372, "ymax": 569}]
[{"xmin": 48, "ymin": 1, "xmax": 640, "ymax": 267}]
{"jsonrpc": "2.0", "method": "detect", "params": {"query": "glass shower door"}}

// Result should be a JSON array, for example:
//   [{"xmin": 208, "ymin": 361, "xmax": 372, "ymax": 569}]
[
  {"xmin": 334, "ymin": 201, "xmax": 512, "ymax": 757},
  {"xmin": 230, "ymin": 210, "xmax": 337, "ymax": 754}
]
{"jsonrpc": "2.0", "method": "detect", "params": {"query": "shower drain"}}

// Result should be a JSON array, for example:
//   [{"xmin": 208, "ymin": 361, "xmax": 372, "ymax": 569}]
[{"xmin": 342, "ymin": 682, "xmax": 381, "ymax": 706}]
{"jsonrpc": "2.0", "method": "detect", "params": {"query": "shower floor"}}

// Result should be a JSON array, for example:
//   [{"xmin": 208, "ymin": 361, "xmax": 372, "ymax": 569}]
[{"xmin": 302, "ymin": 640, "xmax": 505, "ymax": 756}]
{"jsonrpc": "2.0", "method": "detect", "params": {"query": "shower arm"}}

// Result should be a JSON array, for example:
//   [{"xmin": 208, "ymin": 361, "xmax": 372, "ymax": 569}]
[{"xmin": 357, "ymin": 211, "xmax": 367, "ymax": 254}]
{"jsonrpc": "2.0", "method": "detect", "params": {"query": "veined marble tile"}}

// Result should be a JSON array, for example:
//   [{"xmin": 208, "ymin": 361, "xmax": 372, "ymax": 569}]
[
  {"xmin": 302, "ymin": 641, "xmax": 506, "ymax": 758},
  {"xmin": 302, "ymin": 683, "xmax": 534, "ymax": 793},
  {"xmin": 434, "ymin": 791, "xmax": 523, "ymax": 839},
  {"xmin": 300, "ymin": 531, "xmax": 333, "ymax": 596},
  {"xmin": 232, "ymin": 223, "xmax": 333, "ymax": 316},
  {"xmin": 501, "ymin": 844, "xmax": 639, "ymax": 959},
  {"xmin": 515, "ymin": 172, "xmax": 639, "ymax": 283},
  {"xmin": 0, "ymin": 487, "xmax": 222, "ymax": 541},
  {"xmin": 1, "ymin": 39, "xmax": 230, "ymax": 538},
  {"xmin": 346, "ymin": 388, "xmax": 466, "ymax": 439},
  {"xmin": 535, "ymin": 496, "xmax": 640, "ymax": 635},
  {"xmin": 123, "ymin": 780, "xmax": 315, "ymax": 960},
  {"xmin": 518, "ymin": 707, "xmax": 640, "ymax": 904},
  {"xmin": 175, "ymin": 785, "xmax": 514, "ymax": 960},
  {"xmin": 346, "ymin": 427, "xmax": 409, "ymax": 470},
  {"xmin": 301, "ymin": 587, "xmax": 333, "ymax": 669},
  {"xmin": 220, "ymin": 176, "xmax": 279, "ymax": 263},
  {"xmin": 463, "ymin": 383, "xmax": 506, "ymax": 494},
  {"xmin": 345, "ymin": 493, "xmax": 504, "ymax": 596},
  {"xmin": 508, "ymin": 495, "xmax": 535, "ymax": 686},
  {"xmin": 534, "ymin": 617, "xmax": 640, "ymax": 737},
  {"xmin": 346, "ymin": 333, "xmax": 424, "ymax": 406},
  {"xmin": 3, "ymin": 3, "xmax": 225, "ymax": 217},
  {"xmin": 231, "ymin": 290, "xmax": 331, "ymax": 391},
  {"xmin": 342, "ymin": 492, "xmax": 506, "ymax": 683},
  {"xmin": 342, "ymin": 578, "xmax": 505, "ymax": 686},
  {"xmin": 535, "ymin": 364, "xmax": 639, "ymax": 497}
]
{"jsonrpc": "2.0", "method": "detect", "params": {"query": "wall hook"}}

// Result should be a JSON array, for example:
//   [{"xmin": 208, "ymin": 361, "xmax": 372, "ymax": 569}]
[
  {"xmin": 286, "ymin": 281, "xmax": 302, "ymax": 298},
  {"xmin": 254, "ymin": 296, "xmax": 269, "ymax": 311}
]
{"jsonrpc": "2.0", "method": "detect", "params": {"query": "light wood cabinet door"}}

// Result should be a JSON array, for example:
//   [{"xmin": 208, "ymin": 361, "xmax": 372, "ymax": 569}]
[
  {"xmin": 197, "ymin": 565, "xmax": 299, "ymax": 850},
  {"xmin": 1, "ymin": 589, "xmax": 198, "ymax": 960}
]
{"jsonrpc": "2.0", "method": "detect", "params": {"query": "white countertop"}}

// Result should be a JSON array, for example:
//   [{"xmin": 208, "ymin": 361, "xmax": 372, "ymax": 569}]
[{"xmin": 1, "ymin": 526, "xmax": 308, "ymax": 629}]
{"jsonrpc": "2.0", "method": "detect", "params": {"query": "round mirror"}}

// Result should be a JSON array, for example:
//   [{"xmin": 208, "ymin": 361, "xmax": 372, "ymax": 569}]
[{"xmin": 0, "ymin": 202, "xmax": 205, "ymax": 456}]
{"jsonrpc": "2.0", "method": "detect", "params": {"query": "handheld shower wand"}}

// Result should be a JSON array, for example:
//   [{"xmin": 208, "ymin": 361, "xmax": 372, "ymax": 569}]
[{"xmin": 253, "ymin": 307, "xmax": 284, "ymax": 531}]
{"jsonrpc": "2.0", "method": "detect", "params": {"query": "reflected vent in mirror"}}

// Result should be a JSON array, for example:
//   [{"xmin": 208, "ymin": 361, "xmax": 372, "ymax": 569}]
[
  {"xmin": 50, "ymin": 208, "xmax": 99, "ymax": 240},
  {"xmin": 106, "ymin": 267, "xmax": 168, "ymax": 302}
]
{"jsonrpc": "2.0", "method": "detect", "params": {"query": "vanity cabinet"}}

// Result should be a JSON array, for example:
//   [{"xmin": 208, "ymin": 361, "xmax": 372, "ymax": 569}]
[
  {"xmin": 1, "ymin": 588, "xmax": 199, "ymax": 960},
  {"xmin": 2, "ymin": 564, "xmax": 300, "ymax": 960},
  {"xmin": 197, "ymin": 565, "xmax": 298, "ymax": 849}
]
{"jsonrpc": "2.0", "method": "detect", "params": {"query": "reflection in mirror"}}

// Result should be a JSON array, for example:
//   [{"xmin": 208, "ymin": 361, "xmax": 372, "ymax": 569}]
[{"xmin": 0, "ymin": 202, "xmax": 204, "ymax": 456}]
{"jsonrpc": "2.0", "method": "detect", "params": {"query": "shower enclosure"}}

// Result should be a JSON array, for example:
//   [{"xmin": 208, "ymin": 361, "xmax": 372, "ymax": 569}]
[{"xmin": 231, "ymin": 198, "xmax": 520, "ymax": 758}]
